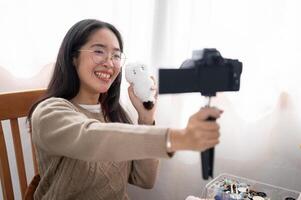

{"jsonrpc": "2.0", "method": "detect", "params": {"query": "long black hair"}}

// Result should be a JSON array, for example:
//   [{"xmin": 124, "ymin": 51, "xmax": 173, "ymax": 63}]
[{"xmin": 28, "ymin": 19, "xmax": 132, "ymax": 124}]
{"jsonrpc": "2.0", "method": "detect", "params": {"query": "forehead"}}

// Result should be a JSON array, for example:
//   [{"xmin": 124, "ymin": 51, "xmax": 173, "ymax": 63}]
[{"xmin": 85, "ymin": 28, "xmax": 120, "ymax": 50}]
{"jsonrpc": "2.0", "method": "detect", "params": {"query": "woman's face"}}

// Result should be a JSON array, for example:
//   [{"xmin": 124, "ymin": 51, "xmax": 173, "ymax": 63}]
[{"xmin": 74, "ymin": 28, "xmax": 122, "ymax": 95}]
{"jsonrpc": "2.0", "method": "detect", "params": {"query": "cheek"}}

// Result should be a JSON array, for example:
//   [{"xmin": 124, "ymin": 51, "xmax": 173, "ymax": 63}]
[
  {"xmin": 77, "ymin": 65, "xmax": 92, "ymax": 80},
  {"xmin": 77, "ymin": 58, "xmax": 95, "ymax": 76},
  {"xmin": 76, "ymin": 54, "xmax": 94, "ymax": 70},
  {"xmin": 113, "ymin": 68, "xmax": 121, "ymax": 79}
]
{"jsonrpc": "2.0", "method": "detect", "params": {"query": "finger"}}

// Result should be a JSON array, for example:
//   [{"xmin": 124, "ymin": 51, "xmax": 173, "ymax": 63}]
[
  {"xmin": 128, "ymin": 84, "xmax": 133, "ymax": 94},
  {"xmin": 202, "ymin": 130, "xmax": 220, "ymax": 140},
  {"xmin": 128, "ymin": 85, "xmax": 137, "ymax": 99},
  {"xmin": 150, "ymin": 76, "xmax": 157, "ymax": 86},
  {"xmin": 154, "ymin": 90, "xmax": 158, "ymax": 99},
  {"xmin": 201, "ymin": 139, "xmax": 220, "ymax": 151},
  {"xmin": 150, "ymin": 76, "xmax": 157, "ymax": 91},
  {"xmin": 195, "ymin": 107, "xmax": 223, "ymax": 121},
  {"xmin": 150, "ymin": 87, "xmax": 159, "ymax": 100},
  {"xmin": 150, "ymin": 77, "xmax": 159, "ymax": 99}
]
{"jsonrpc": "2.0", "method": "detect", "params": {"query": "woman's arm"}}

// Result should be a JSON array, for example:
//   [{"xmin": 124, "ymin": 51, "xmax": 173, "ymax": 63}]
[{"xmin": 31, "ymin": 97, "xmax": 169, "ymax": 162}]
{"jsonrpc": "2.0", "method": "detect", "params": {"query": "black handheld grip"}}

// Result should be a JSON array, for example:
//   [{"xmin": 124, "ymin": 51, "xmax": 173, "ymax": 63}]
[{"xmin": 201, "ymin": 116, "xmax": 216, "ymax": 180}]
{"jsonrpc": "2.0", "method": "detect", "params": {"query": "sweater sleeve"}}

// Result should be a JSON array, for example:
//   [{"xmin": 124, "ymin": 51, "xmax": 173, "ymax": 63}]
[
  {"xmin": 31, "ymin": 98, "xmax": 170, "ymax": 162},
  {"xmin": 128, "ymin": 159, "xmax": 159, "ymax": 189}
]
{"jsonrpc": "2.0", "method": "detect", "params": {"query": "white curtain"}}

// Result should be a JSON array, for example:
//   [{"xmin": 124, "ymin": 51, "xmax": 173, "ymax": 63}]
[{"xmin": 1, "ymin": 0, "xmax": 300, "ymax": 199}]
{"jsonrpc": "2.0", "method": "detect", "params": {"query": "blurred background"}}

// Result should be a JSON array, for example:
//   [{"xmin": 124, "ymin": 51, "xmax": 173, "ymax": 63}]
[{"xmin": 0, "ymin": 0, "xmax": 300, "ymax": 199}]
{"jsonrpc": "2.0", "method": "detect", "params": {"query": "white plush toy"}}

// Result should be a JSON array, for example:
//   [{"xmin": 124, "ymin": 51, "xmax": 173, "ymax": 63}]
[{"xmin": 125, "ymin": 62, "xmax": 156, "ymax": 110}]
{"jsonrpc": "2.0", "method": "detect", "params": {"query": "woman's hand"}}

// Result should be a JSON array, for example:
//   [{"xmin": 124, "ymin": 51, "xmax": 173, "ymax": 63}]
[
  {"xmin": 128, "ymin": 76, "xmax": 158, "ymax": 125},
  {"xmin": 168, "ymin": 107, "xmax": 223, "ymax": 152}
]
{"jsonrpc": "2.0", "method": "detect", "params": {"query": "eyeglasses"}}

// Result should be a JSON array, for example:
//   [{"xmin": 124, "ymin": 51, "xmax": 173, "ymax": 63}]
[{"xmin": 78, "ymin": 48, "xmax": 126, "ymax": 68}]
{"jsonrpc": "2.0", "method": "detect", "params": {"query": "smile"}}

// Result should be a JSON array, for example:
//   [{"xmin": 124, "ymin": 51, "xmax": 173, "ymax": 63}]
[{"xmin": 94, "ymin": 71, "xmax": 112, "ymax": 80}]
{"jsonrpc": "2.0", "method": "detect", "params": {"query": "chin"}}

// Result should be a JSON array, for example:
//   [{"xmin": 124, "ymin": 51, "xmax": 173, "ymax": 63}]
[
  {"xmin": 92, "ymin": 79, "xmax": 115, "ymax": 93},
  {"xmin": 96, "ymin": 86, "xmax": 111, "ymax": 93}
]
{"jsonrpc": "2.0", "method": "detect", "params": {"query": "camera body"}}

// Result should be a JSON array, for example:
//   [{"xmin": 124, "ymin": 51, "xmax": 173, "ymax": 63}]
[{"xmin": 158, "ymin": 48, "xmax": 242, "ymax": 96}]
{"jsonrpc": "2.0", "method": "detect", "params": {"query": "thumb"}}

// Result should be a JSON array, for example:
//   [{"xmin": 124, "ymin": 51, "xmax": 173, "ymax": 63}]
[
  {"xmin": 128, "ymin": 84, "xmax": 138, "ymax": 99},
  {"xmin": 195, "ymin": 107, "xmax": 223, "ymax": 121}
]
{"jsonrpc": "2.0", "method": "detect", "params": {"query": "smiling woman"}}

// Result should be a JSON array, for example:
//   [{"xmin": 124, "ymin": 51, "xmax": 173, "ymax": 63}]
[{"xmin": 25, "ymin": 19, "xmax": 222, "ymax": 200}]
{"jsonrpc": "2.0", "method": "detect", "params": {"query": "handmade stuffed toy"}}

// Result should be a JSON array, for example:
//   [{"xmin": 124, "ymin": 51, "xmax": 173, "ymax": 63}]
[{"xmin": 125, "ymin": 62, "xmax": 156, "ymax": 110}]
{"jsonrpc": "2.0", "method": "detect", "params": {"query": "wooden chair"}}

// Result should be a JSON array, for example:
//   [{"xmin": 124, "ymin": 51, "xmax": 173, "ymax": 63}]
[{"xmin": 0, "ymin": 89, "xmax": 45, "ymax": 200}]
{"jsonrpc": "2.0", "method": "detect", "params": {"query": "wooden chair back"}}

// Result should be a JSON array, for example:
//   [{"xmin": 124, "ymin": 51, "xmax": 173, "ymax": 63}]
[{"xmin": 0, "ymin": 89, "xmax": 45, "ymax": 200}]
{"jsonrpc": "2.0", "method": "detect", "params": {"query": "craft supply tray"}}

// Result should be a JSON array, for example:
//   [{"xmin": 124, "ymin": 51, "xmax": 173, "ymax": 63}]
[{"xmin": 204, "ymin": 173, "xmax": 300, "ymax": 200}]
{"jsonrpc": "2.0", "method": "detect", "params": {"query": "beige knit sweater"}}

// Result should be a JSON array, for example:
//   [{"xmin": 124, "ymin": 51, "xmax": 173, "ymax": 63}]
[{"xmin": 31, "ymin": 97, "xmax": 170, "ymax": 200}]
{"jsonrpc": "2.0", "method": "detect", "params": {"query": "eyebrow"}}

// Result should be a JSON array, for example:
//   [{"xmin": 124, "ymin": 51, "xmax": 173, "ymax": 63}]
[{"xmin": 90, "ymin": 43, "xmax": 121, "ymax": 51}]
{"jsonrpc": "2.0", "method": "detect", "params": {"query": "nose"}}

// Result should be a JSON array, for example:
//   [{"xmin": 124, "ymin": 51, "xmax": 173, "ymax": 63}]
[{"xmin": 102, "ymin": 55, "xmax": 114, "ymax": 68}]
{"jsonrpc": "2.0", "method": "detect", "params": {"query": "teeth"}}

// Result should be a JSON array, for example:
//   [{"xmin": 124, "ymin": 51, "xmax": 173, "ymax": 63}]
[{"xmin": 95, "ymin": 72, "xmax": 111, "ymax": 79}]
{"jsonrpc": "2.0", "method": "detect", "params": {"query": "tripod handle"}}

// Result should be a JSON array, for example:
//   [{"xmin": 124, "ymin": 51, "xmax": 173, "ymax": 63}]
[{"xmin": 201, "ymin": 116, "xmax": 216, "ymax": 180}]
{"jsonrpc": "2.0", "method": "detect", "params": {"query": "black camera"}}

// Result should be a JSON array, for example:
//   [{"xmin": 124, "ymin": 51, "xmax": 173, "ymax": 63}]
[
  {"xmin": 158, "ymin": 48, "xmax": 242, "ymax": 96},
  {"xmin": 158, "ymin": 48, "xmax": 242, "ymax": 180}
]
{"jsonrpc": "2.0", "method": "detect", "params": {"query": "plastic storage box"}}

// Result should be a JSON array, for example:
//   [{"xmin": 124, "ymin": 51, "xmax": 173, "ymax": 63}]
[{"xmin": 204, "ymin": 173, "xmax": 300, "ymax": 200}]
